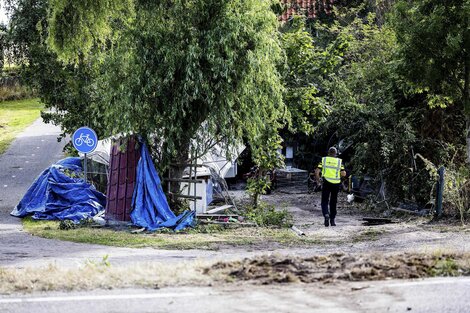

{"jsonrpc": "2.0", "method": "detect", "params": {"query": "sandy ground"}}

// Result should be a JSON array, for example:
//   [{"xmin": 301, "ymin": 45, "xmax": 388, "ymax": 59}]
[{"xmin": 229, "ymin": 190, "xmax": 470, "ymax": 256}]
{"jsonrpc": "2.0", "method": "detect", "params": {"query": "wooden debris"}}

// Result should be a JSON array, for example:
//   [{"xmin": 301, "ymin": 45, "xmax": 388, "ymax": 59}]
[
  {"xmin": 291, "ymin": 226, "xmax": 306, "ymax": 236},
  {"xmin": 392, "ymin": 207, "xmax": 429, "ymax": 216},
  {"xmin": 351, "ymin": 285, "xmax": 370, "ymax": 291},
  {"xmin": 131, "ymin": 227, "xmax": 146, "ymax": 234},
  {"xmin": 197, "ymin": 214, "xmax": 239, "ymax": 219},
  {"xmin": 198, "ymin": 220, "xmax": 256, "ymax": 227},
  {"xmin": 206, "ymin": 205, "xmax": 234, "ymax": 214},
  {"xmin": 362, "ymin": 217, "xmax": 396, "ymax": 225}
]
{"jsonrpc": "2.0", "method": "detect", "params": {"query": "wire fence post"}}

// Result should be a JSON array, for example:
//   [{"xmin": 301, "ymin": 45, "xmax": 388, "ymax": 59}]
[{"xmin": 435, "ymin": 166, "xmax": 445, "ymax": 218}]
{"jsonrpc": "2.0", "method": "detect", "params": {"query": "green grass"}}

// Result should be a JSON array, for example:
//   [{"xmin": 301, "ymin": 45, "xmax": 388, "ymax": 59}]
[
  {"xmin": 428, "ymin": 256, "xmax": 460, "ymax": 277},
  {"xmin": 0, "ymin": 98, "xmax": 43, "ymax": 154},
  {"xmin": 351, "ymin": 228, "xmax": 386, "ymax": 242},
  {"xmin": 22, "ymin": 218, "xmax": 319, "ymax": 250}
]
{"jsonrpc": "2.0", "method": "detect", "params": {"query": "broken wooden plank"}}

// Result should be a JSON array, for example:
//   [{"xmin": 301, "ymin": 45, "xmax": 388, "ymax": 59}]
[
  {"xmin": 168, "ymin": 193, "xmax": 202, "ymax": 200},
  {"xmin": 391, "ymin": 207, "xmax": 427, "ymax": 215},
  {"xmin": 169, "ymin": 163, "xmax": 205, "ymax": 167},
  {"xmin": 197, "ymin": 213, "xmax": 239, "ymax": 219},
  {"xmin": 198, "ymin": 220, "xmax": 257, "ymax": 227},
  {"xmin": 164, "ymin": 178, "xmax": 204, "ymax": 183},
  {"xmin": 291, "ymin": 226, "xmax": 305, "ymax": 236},
  {"xmin": 362, "ymin": 217, "xmax": 397, "ymax": 225},
  {"xmin": 206, "ymin": 205, "xmax": 234, "ymax": 214},
  {"xmin": 362, "ymin": 217, "xmax": 392, "ymax": 223},
  {"xmin": 131, "ymin": 227, "xmax": 146, "ymax": 234}
]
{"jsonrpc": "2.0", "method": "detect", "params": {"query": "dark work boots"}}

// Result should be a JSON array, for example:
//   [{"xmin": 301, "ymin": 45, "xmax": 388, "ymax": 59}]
[
  {"xmin": 330, "ymin": 218, "xmax": 336, "ymax": 226},
  {"xmin": 324, "ymin": 214, "xmax": 330, "ymax": 227}
]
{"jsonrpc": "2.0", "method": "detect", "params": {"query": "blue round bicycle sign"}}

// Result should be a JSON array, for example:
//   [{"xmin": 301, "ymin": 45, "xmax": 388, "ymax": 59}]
[{"xmin": 72, "ymin": 127, "xmax": 98, "ymax": 154}]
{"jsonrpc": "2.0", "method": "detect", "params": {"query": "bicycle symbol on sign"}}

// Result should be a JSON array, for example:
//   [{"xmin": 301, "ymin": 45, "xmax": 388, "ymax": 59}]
[{"xmin": 74, "ymin": 133, "xmax": 95, "ymax": 147}]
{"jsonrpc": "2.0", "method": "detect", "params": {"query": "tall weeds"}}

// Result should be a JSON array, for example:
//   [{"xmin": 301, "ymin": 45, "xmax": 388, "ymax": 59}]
[
  {"xmin": 415, "ymin": 153, "xmax": 470, "ymax": 224},
  {"xmin": 0, "ymin": 85, "xmax": 35, "ymax": 101}
]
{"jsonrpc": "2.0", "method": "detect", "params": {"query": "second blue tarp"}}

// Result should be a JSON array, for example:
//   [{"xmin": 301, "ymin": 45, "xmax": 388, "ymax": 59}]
[{"xmin": 130, "ymin": 142, "xmax": 195, "ymax": 231}]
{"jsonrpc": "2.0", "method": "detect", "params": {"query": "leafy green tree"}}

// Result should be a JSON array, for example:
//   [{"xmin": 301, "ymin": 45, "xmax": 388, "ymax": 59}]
[
  {"xmin": 6, "ymin": 0, "xmax": 104, "ymax": 149},
  {"xmin": 391, "ymin": 0, "xmax": 470, "ymax": 160},
  {"xmin": 311, "ymin": 9, "xmax": 466, "ymax": 205},
  {"xmin": 46, "ymin": 0, "xmax": 288, "ymax": 202},
  {"xmin": 315, "ymin": 14, "xmax": 405, "ymax": 173},
  {"xmin": 280, "ymin": 17, "xmax": 330, "ymax": 135}
]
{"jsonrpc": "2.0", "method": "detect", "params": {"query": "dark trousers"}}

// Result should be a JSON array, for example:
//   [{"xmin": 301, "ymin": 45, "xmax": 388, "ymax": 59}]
[{"xmin": 321, "ymin": 180, "xmax": 340, "ymax": 219}]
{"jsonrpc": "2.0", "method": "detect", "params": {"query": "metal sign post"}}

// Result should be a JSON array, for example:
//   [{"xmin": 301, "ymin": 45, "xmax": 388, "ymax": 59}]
[
  {"xmin": 72, "ymin": 127, "xmax": 98, "ymax": 183},
  {"xmin": 84, "ymin": 153, "xmax": 88, "ymax": 183}
]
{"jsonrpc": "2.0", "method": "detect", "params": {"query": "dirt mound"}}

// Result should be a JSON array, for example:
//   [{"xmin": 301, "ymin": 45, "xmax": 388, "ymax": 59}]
[{"xmin": 205, "ymin": 252, "xmax": 470, "ymax": 284}]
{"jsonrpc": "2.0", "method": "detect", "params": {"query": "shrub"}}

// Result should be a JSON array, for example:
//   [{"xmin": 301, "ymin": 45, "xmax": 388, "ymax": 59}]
[
  {"xmin": 416, "ymin": 154, "xmax": 470, "ymax": 224},
  {"xmin": 245, "ymin": 202, "xmax": 293, "ymax": 228},
  {"xmin": 0, "ymin": 85, "xmax": 35, "ymax": 101}
]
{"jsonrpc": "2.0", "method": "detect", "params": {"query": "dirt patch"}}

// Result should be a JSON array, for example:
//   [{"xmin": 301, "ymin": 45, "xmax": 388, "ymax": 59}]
[
  {"xmin": 205, "ymin": 252, "xmax": 470, "ymax": 284},
  {"xmin": 4, "ymin": 252, "xmax": 469, "ymax": 294}
]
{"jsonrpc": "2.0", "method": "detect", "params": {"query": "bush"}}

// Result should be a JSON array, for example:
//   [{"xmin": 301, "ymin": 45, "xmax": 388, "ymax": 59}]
[
  {"xmin": 0, "ymin": 85, "xmax": 35, "ymax": 101},
  {"xmin": 245, "ymin": 202, "xmax": 293, "ymax": 228},
  {"xmin": 59, "ymin": 220, "xmax": 77, "ymax": 230},
  {"xmin": 442, "ymin": 165, "xmax": 470, "ymax": 223},
  {"xmin": 59, "ymin": 218, "xmax": 94, "ymax": 230},
  {"xmin": 416, "ymin": 154, "xmax": 470, "ymax": 224}
]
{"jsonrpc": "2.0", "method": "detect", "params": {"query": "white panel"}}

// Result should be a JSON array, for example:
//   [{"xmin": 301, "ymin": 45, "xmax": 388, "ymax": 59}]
[{"xmin": 286, "ymin": 146, "xmax": 294, "ymax": 159}]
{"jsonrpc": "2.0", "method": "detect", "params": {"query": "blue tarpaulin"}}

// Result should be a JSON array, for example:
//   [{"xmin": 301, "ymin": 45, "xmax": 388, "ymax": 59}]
[
  {"xmin": 130, "ymin": 142, "xmax": 195, "ymax": 231},
  {"xmin": 11, "ymin": 158, "xmax": 106, "ymax": 222}
]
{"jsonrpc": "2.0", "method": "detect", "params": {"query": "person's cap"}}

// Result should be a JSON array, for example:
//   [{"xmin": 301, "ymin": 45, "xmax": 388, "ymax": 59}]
[{"xmin": 328, "ymin": 147, "xmax": 337, "ymax": 156}]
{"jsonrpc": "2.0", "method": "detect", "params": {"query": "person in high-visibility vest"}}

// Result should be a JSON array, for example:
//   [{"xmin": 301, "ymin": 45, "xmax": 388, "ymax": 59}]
[{"xmin": 315, "ymin": 147, "xmax": 346, "ymax": 227}]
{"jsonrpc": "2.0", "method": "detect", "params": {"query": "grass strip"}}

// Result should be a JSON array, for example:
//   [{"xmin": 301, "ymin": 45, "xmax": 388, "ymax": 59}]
[
  {"xmin": 0, "ymin": 98, "xmax": 43, "ymax": 154},
  {"xmin": 0, "ymin": 260, "xmax": 212, "ymax": 294},
  {"xmin": 22, "ymin": 218, "xmax": 318, "ymax": 250}
]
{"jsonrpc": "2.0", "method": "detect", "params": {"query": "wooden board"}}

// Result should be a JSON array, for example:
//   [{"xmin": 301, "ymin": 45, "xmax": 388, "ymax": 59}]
[{"xmin": 206, "ymin": 205, "xmax": 234, "ymax": 214}]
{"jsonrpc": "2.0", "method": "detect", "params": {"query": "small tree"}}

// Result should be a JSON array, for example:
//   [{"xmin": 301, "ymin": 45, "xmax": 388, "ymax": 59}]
[
  {"xmin": 391, "ymin": 0, "xmax": 470, "ymax": 161},
  {"xmin": 6, "ymin": 0, "xmax": 104, "ymax": 148},
  {"xmin": 280, "ymin": 17, "xmax": 330, "ymax": 135},
  {"xmin": 46, "ymin": 0, "xmax": 288, "ymax": 197}
]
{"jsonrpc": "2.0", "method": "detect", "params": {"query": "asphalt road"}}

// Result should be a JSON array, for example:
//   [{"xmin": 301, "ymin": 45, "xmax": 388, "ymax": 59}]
[
  {"xmin": 0, "ymin": 118, "xmax": 65, "ymax": 216},
  {"xmin": 0, "ymin": 118, "xmax": 65, "ymax": 260},
  {"xmin": 1, "ymin": 277, "xmax": 469, "ymax": 313}
]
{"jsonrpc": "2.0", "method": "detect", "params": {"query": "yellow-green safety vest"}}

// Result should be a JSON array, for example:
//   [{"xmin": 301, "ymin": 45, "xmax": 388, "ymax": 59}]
[{"xmin": 319, "ymin": 156, "xmax": 344, "ymax": 184}]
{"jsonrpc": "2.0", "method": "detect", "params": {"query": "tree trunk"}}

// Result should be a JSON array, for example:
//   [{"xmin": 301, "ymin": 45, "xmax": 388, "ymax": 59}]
[
  {"xmin": 169, "ymin": 145, "xmax": 190, "ymax": 195},
  {"xmin": 253, "ymin": 192, "xmax": 259, "ymax": 209},
  {"xmin": 251, "ymin": 168, "xmax": 268, "ymax": 209}
]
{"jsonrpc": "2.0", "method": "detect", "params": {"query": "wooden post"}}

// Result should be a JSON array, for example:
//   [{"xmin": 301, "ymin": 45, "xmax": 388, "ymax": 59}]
[{"xmin": 436, "ymin": 166, "xmax": 445, "ymax": 218}]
